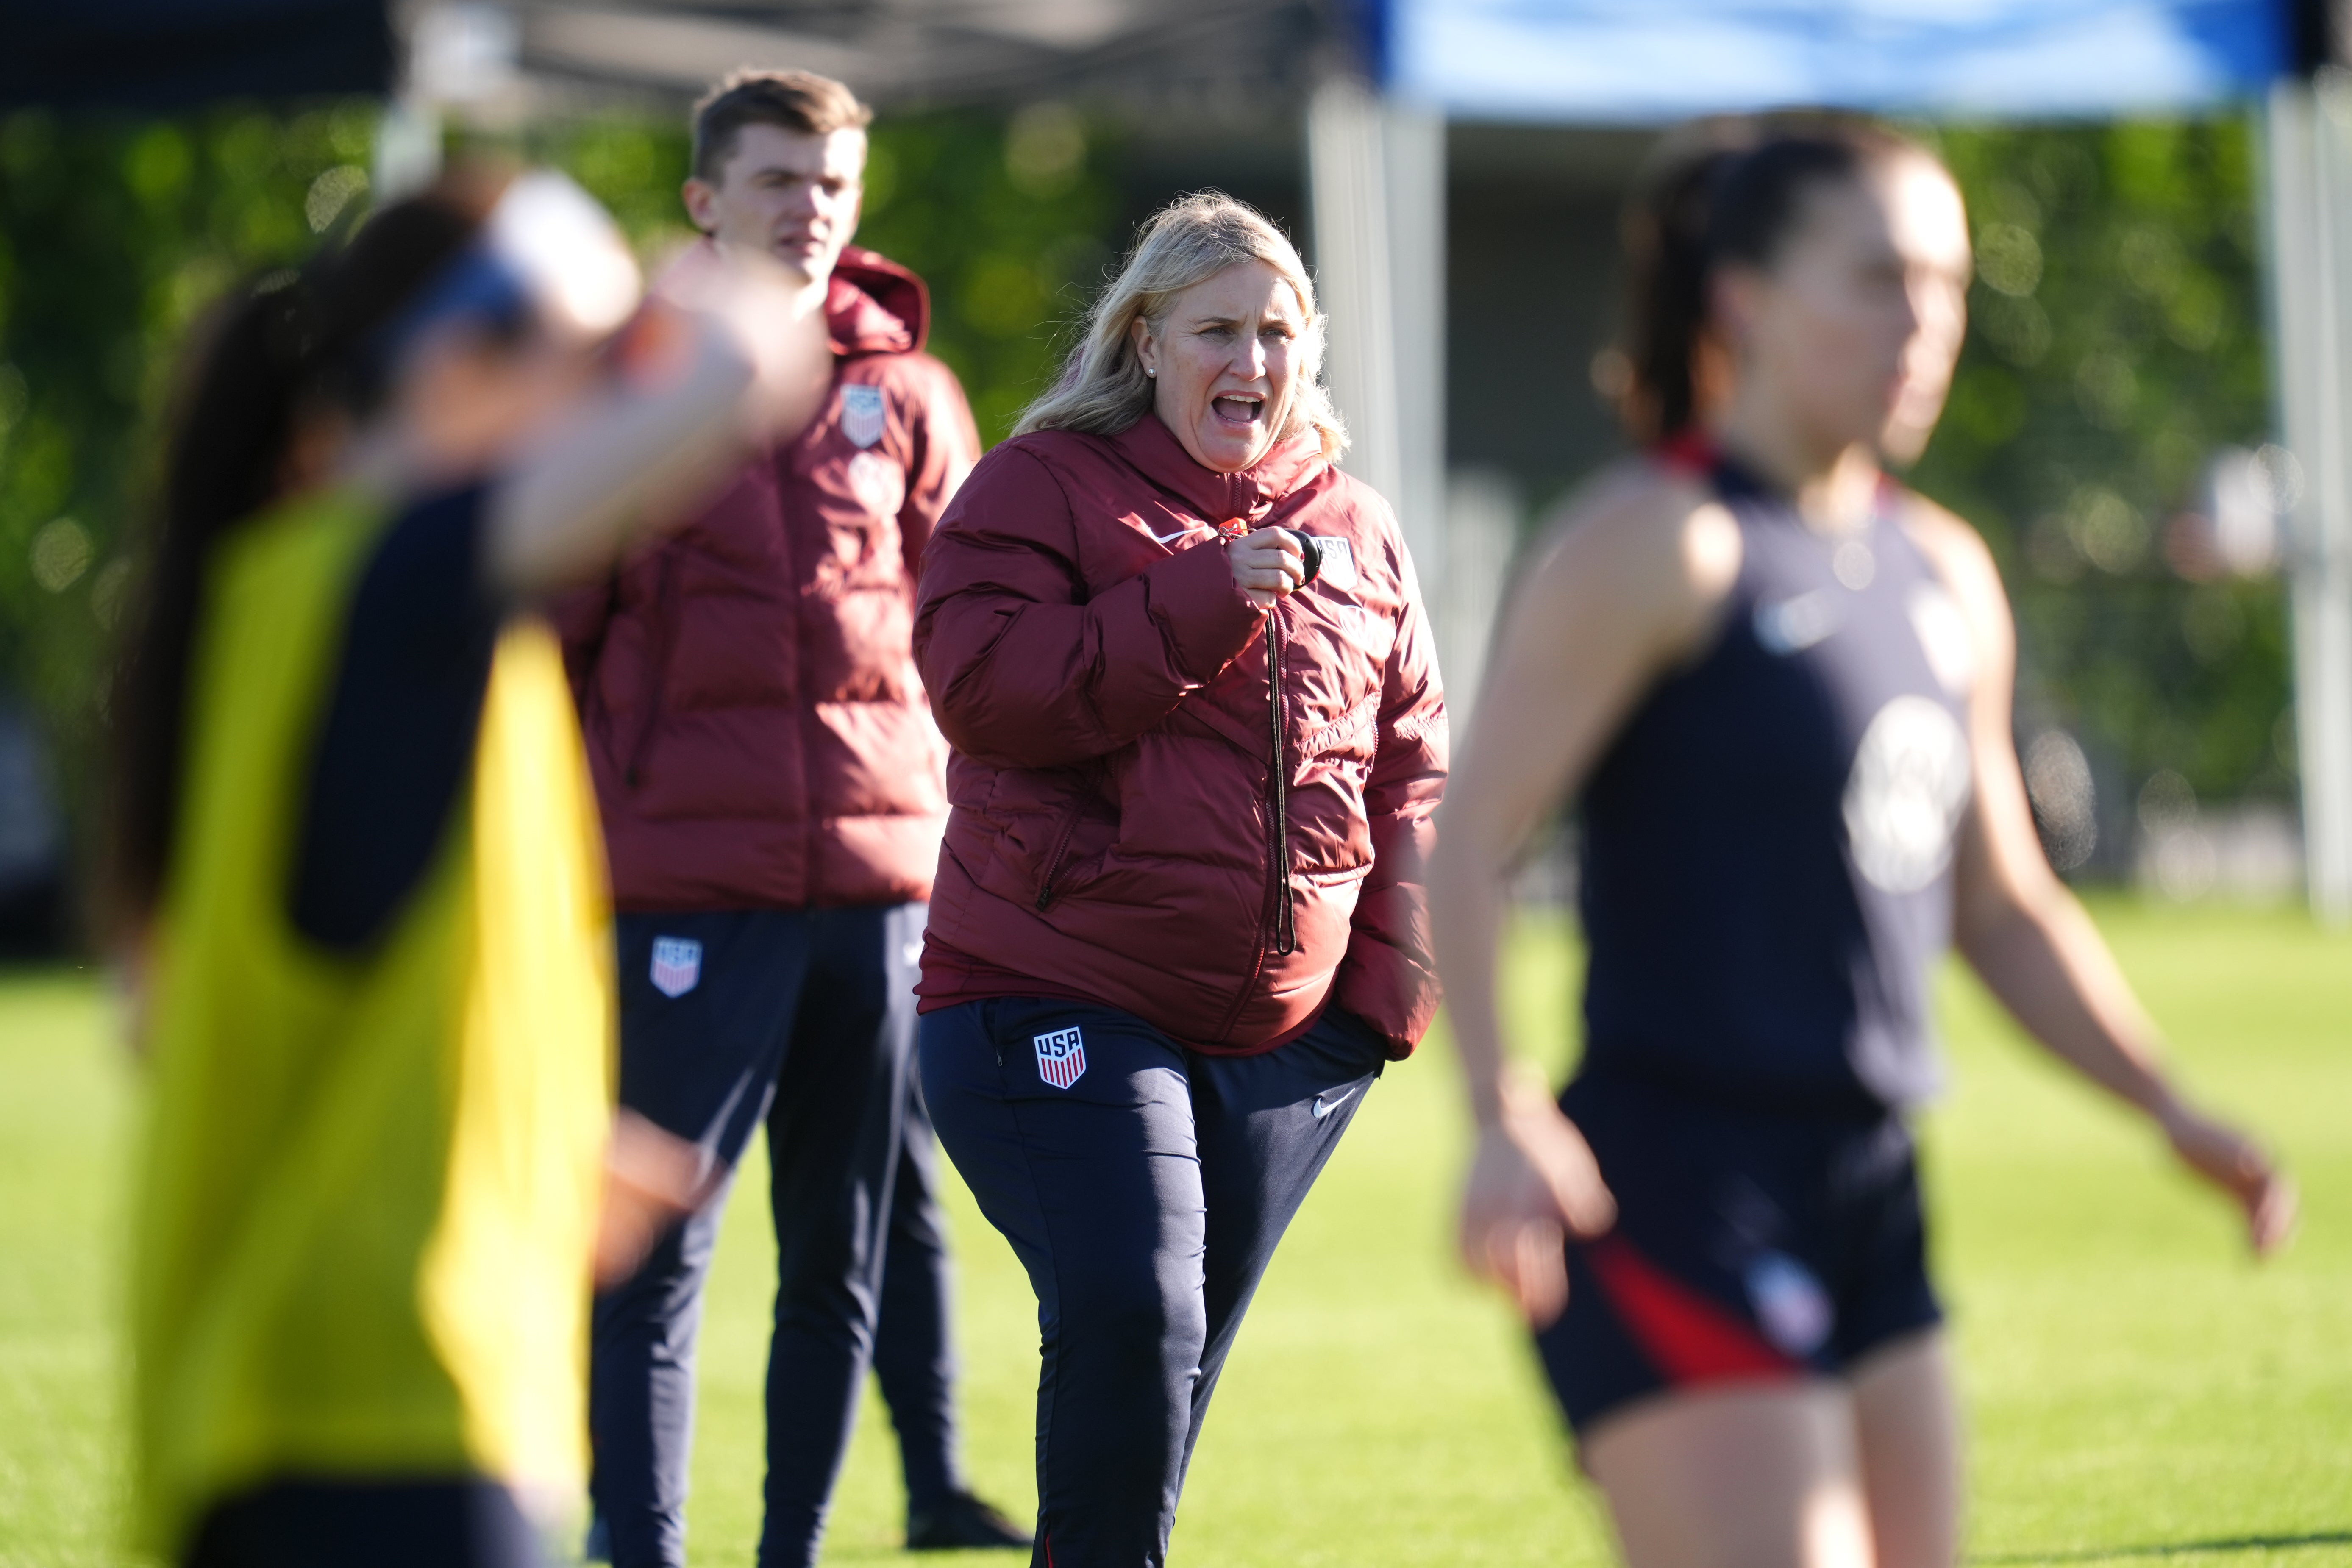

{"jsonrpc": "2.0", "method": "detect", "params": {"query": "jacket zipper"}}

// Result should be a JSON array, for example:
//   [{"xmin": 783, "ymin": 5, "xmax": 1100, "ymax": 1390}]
[
  {"xmin": 1211, "ymin": 928, "xmax": 1274, "ymax": 1046},
  {"xmin": 623, "ymin": 554, "xmax": 678, "ymax": 789},
  {"xmin": 1211, "ymin": 601, "xmax": 1295, "ymax": 1044}
]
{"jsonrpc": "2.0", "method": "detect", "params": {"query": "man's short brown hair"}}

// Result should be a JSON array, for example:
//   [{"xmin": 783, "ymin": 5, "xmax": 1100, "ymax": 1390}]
[{"xmin": 690, "ymin": 70, "xmax": 873, "ymax": 184}]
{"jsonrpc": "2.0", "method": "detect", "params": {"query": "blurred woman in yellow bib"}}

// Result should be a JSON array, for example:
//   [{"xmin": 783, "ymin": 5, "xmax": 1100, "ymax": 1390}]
[{"xmin": 107, "ymin": 170, "xmax": 825, "ymax": 1568}]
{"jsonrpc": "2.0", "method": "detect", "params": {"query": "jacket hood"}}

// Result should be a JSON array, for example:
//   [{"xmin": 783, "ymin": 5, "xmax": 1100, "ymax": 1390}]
[
  {"xmin": 828, "ymin": 246, "xmax": 929, "ymax": 356},
  {"xmin": 1105, "ymin": 412, "xmax": 1330, "ymax": 526}
]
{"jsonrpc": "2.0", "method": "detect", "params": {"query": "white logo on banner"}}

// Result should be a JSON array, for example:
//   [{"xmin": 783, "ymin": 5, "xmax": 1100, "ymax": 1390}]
[
  {"xmin": 650, "ymin": 937, "xmax": 703, "ymax": 998},
  {"xmin": 1843, "ymin": 695, "xmax": 1972, "ymax": 894},
  {"xmin": 1034, "ymin": 1026, "xmax": 1087, "ymax": 1090},
  {"xmin": 840, "ymin": 384, "xmax": 886, "ymax": 448}
]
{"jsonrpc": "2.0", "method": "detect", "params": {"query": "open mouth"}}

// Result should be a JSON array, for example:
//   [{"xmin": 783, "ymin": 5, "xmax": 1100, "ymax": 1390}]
[{"xmin": 1211, "ymin": 392, "xmax": 1264, "ymax": 427}]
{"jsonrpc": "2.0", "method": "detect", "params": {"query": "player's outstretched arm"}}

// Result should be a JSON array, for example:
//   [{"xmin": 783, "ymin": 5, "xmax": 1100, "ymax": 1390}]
[
  {"xmin": 1910, "ymin": 498, "xmax": 2296, "ymax": 1257},
  {"xmin": 485, "ymin": 250, "xmax": 830, "ymax": 596},
  {"xmin": 1430, "ymin": 460, "xmax": 1734, "ymax": 1323}
]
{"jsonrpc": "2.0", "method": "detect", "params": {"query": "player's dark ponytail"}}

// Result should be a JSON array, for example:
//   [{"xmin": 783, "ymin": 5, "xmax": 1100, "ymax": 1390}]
[
  {"xmin": 103, "ymin": 193, "xmax": 484, "ymax": 936},
  {"xmin": 1616, "ymin": 116, "xmax": 1930, "ymax": 444},
  {"xmin": 1618, "ymin": 141, "xmax": 1743, "ymax": 445}
]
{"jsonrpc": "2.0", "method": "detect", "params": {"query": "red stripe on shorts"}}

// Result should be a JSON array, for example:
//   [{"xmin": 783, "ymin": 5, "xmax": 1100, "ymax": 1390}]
[{"xmin": 1586, "ymin": 1236, "xmax": 1797, "ymax": 1384}]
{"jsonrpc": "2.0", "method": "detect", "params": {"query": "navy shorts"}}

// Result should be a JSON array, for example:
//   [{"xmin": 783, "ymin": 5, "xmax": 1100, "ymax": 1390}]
[{"xmin": 1537, "ymin": 1073, "xmax": 1942, "ymax": 1437}]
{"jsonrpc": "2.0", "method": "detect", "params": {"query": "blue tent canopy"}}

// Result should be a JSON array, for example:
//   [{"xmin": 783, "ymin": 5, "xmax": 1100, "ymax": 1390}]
[{"xmin": 1382, "ymin": 0, "xmax": 2302, "ymax": 121}]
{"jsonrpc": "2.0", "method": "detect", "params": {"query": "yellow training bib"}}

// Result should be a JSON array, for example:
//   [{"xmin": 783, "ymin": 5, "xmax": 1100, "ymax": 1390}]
[{"xmin": 131, "ymin": 489, "xmax": 613, "ymax": 1555}]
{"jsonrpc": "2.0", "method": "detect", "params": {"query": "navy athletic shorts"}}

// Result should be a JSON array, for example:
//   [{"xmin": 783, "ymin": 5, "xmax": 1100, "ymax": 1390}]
[{"xmin": 1536, "ymin": 1072, "xmax": 1942, "ymax": 1437}]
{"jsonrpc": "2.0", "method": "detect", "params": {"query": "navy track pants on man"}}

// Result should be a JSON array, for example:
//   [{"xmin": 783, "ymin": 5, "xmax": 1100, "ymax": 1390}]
[
  {"xmin": 590, "ymin": 904, "xmax": 966, "ymax": 1568},
  {"xmin": 873, "ymin": 1078, "xmax": 967, "ymax": 1515},
  {"xmin": 918, "ymin": 997, "xmax": 1388, "ymax": 1568}
]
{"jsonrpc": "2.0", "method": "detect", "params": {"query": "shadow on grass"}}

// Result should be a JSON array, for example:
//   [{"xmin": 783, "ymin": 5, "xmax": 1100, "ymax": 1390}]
[{"xmin": 1975, "ymin": 1533, "xmax": 2352, "ymax": 1563}]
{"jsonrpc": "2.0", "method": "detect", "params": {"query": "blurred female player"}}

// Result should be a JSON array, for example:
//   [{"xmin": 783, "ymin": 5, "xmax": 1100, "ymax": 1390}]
[
  {"xmin": 107, "ymin": 169, "xmax": 822, "ymax": 1568},
  {"xmin": 1430, "ymin": 118, "xmax": 2296, "ymax": 1568}
]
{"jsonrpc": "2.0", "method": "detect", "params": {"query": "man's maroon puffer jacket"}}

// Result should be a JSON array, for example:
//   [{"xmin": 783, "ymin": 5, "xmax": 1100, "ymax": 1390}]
[
  {"xmin": 911, "ymin": 413, "xmax": 1447, "ymax": 1056},
  {"xmin": 559, "ymin": 247, "xmax": 981, "ymax": 911}
]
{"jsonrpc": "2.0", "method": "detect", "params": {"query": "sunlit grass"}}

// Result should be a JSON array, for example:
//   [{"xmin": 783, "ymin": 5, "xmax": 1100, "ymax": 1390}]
[{"xmin": 3, "ymin": 900, "xmax": 2346, "ymax": 1565}]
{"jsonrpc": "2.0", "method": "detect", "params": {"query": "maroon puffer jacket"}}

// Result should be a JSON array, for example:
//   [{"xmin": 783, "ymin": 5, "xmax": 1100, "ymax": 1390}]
[
  {"xmin": 559, "ymin": 247, "xmax": 981, "ymax": 911},
  {"xmin": 911, "ymin": 413, "xmax": 1447, "ymax": 1056}
]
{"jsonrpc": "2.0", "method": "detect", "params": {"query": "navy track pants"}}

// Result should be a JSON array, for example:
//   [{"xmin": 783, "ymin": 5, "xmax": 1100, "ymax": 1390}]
[
  {"xmin": 590, "ymin": 903, "xmax": 963, "ymax": 1568},
  {"xmin": 874, "ymin": 1076, "xmax": 965, "ymax": 1512},
  {"xmin": 919, "ymin": 997, "xmax": 1387, "ymax": 1568}
]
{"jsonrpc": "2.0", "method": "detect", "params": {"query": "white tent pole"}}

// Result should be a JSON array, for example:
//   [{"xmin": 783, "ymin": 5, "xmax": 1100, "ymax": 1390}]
[
  {"xmin": 2267, "ymin": 77, "xmax": 2352, "ymax": 922},
  {"xmin": 1308, "ymin": 79, "xmax": 1404, "ymax": 522},
  {"xmin": 373, "ymin": 96, "xmax": 443, "ymax": 200},
  {"xmin": 1307, "ymin": 78, "xmax": 1448, "ymax": 631},
  {"xmin": 1385, "ymin": 100, "xmax": 1448, "ymax": 611}
]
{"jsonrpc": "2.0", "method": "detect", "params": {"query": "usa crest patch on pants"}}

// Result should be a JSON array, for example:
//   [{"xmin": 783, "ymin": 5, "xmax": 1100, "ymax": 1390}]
[
  {"xmin": 1034, "ymin": 1026, "xmax": 1087, "ymax": 1090},
  {"xmin": 650, "ymin": 936, "xmax": 703, "ymax": 998}
]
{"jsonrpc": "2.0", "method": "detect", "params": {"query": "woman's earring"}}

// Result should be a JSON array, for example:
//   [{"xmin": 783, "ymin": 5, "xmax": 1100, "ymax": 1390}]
[{"xmin": 1146, "ymin": 368, "xmax": 1156, "ymax": 378}]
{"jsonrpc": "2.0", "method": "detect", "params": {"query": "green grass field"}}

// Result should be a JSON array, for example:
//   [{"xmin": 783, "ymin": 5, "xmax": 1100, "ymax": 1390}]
[{"xmin": 3, "ymin": 899, "xmax": 2347, "ymax": 1566}]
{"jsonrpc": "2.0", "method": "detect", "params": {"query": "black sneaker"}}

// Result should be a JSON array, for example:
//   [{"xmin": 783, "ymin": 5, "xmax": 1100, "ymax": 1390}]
[{"xmin": 906, "ymin": 1490, "xmax": 1033, "ymax": 1551}]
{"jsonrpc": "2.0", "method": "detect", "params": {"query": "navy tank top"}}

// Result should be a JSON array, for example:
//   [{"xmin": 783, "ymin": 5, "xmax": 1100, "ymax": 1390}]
[{"xmin": 1575, "ymin": 459, "xmax": 1976, "ymax": 1115}]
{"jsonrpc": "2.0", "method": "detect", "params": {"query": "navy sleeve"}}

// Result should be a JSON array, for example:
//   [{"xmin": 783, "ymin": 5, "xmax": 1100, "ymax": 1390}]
[{"xmin": 289, "ymin": 485, "xmax": 501, "ymax": 951}]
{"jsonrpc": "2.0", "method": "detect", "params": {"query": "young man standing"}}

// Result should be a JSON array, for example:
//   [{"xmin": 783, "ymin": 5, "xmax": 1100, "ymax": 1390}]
[{"xmin": 560, "ymin": 69, "xmax": 1024, "ymax": 1568}]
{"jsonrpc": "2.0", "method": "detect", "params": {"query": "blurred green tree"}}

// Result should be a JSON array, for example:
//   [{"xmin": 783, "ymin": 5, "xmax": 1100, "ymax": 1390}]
[
  {"xmin": 1915, "ymin": 118, "xmax": 2293, "ymax": 820},
  {"xmin": 0, "ymin": 103, "xmax": 382, "ymax": 932},
  {"xmin": 0, "ymin": 100, "xmax": 1115, "ymax": 908},
  {"xmin": 0, "ymin": 99, "xmax": 2295, "ymax": 913},
  {"xmin": 534, "ymin": 101, "xmax": 1119, "ymax": 443}
]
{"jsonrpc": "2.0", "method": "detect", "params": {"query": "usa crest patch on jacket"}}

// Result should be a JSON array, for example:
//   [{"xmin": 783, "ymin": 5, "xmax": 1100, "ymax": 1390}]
[{"xmin": 840, "ymin": 384, "xmax": 886, "ymax": 448}]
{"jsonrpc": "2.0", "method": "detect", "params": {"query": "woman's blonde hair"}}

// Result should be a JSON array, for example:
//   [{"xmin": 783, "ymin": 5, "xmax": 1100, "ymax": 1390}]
[{"xmin": 1013, "ymin": 191, "xmax": 1346, "ymax": 461}]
